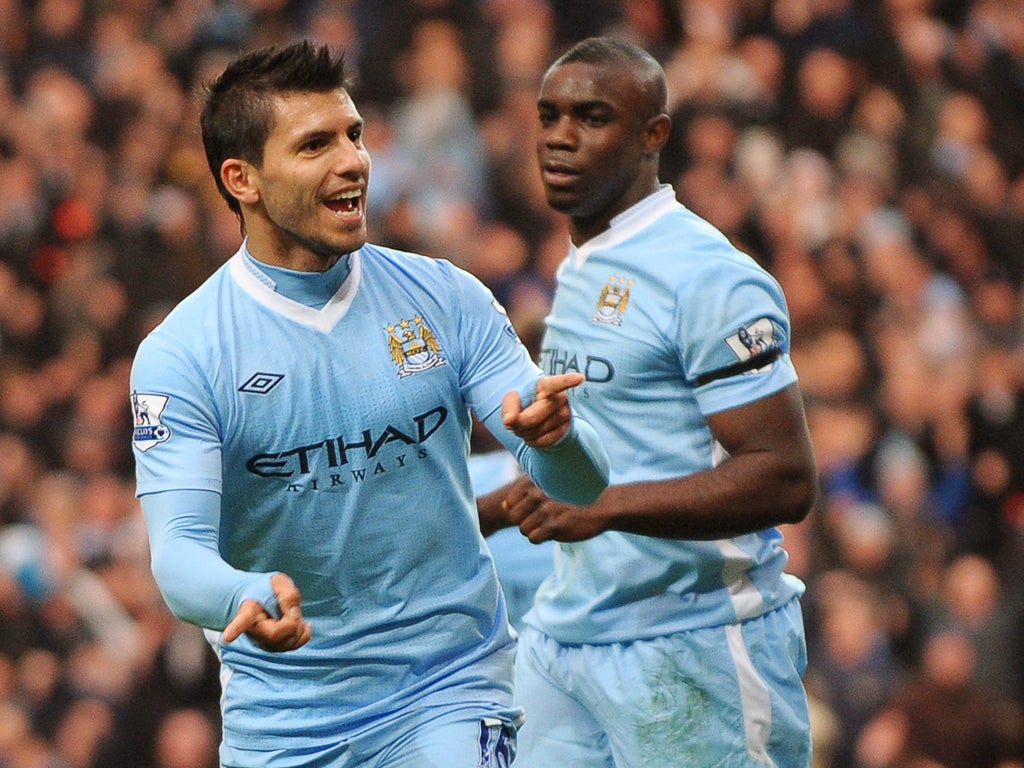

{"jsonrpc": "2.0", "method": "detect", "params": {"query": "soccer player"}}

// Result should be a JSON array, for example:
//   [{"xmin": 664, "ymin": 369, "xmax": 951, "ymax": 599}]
[
  {"xmin": 480, "ymin": 37, "xmax": 818, "ymax": 767},
  {"xmin": 129, "ymin": 41, "xmax": 609, "ymax": 768}
]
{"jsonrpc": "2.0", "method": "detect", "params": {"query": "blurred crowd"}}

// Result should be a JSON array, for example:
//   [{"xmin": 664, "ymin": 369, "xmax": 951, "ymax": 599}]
[{"xmin": 2, "ymin": 0, "xmax": 1024, "ymax": 766}]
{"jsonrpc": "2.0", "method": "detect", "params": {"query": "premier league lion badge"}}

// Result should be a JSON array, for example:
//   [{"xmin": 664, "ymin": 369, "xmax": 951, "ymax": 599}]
[{"xmin": 131, "ymin": 391, "xmax": 171, "ymax": 451}]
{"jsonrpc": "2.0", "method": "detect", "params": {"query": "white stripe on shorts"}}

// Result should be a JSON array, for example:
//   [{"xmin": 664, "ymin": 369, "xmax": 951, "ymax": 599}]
[{"xmin": 726, "ymin": 622, "xmax": 777, "ymax": 767}]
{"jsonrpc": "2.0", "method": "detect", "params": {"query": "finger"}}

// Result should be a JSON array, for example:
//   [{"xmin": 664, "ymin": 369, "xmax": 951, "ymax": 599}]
[
  {"xmin": 506, "ymin": 487, "xmax": 546, "ymax": 525},
  {"xmin": 518, "ymin": 511, "xmax": 553, "ymax": 544},
  {"xmin": 534, "ymin": 372, "xmax": 584, "ymax": 399},
  {"xmin": 510, "ymin": 475, "xmax": 537, "ymax": 495},
  {"xmin": 269, "ymin": 573, "xmax": 303, "ymax": 613},
  {"xmin": 520, "ymin": 385, "xmax": 573, "ymax": 422},
  {"xmin": 250, "ymin": 612, "xmax": 312, "ymax": 652},
  {"xmin": 513, "ymin": 396, "xmax": 563, "ymax": 436},
  {"xmin": 527, "ymin": 526, "xmax": 554, "ymax": 544},
  {"xmin": 517, "ymin": 405, "xmax": 573, "ymax": 446},
  {"xmin": 266, "ymin": 618, "xmax": 307, "ymax": 650},
  {"xmin": 223, "ymin": 600, "xmax": 267, "ymax": 643},
  {"xmin": 501, "ymin": 390, "xmax": 523, "ymax": 428},
  {"xmin": 279, "ymin": 616, "xmax": 312, "ymax": 650},
  {"xmin": 275, "ymin": 588, "xmax": 304, "ymax": 618}
]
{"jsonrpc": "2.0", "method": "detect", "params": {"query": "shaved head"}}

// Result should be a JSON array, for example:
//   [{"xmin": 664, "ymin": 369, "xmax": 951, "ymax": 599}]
[{"xmin": 545, "ymin": 37, "xmax": 667, "ymax": 121}]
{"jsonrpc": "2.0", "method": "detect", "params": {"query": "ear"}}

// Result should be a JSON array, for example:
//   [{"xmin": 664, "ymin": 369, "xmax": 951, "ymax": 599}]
[
  {"xmin": 642, "ymin": 113, "xmax": 672, "ymax": 155},
  {"xmin": 220, "ymin": 158, "xmax": 260, "ymax": 206}
]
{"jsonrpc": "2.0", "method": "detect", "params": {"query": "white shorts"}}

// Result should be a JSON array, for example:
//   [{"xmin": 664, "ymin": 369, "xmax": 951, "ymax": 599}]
[{"xmin": 513, "ymin": 598, "xmax": 811, "ymax": 768}]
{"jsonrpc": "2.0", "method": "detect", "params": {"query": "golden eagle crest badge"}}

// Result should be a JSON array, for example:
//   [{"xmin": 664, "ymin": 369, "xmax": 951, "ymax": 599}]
[
  {"xmin": 387, "ymin": 316, "xmax": 447, "ymax": 377},
  {"xmin": 593, "ymin": 276, "xmax": 634, "ymax": 325}
]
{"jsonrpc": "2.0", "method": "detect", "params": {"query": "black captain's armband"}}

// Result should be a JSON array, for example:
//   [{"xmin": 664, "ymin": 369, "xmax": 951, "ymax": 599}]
[{"xmin": 695, "ymin": 347, "xmax": 781, "ymax": 387}]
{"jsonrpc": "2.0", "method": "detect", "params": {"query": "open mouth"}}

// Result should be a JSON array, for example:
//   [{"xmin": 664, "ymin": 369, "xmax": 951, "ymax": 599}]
[{"xmin": 324, "ymin": 189, "xmax": 362, "ymax": 214}]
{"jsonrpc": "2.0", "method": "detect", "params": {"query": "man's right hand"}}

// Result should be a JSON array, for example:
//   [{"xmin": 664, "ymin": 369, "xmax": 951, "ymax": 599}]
[{"xmin": 222, "ymin": 572, "xmax": 312, "ymax": 652}]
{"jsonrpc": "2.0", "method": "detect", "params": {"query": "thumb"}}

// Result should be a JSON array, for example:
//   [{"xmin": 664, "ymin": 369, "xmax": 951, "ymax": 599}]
[{"xmin": 501, "ymin": 389, "xmax": 523, "ymax": 427}]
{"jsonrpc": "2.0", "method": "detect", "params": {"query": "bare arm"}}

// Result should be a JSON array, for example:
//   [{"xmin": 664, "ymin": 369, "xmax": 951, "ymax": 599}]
[{"xmin": 498, "ymin": 384, "xmax": 817, "ymax": 543}]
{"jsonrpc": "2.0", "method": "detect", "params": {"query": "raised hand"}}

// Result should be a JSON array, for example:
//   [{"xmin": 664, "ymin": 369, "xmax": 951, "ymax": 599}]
[{"xmin": 501, "ymin": 372, "xmax": 584, "ymax": 447}]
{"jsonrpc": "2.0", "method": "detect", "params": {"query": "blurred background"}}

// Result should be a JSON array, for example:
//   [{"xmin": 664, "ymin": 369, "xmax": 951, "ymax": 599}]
[{"xmin": 2, "ymin": 1, "xmax": 1024, "ymax": 766}]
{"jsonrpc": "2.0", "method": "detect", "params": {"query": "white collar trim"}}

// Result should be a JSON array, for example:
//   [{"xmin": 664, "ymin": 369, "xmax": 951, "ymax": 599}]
[
  {"xmin": 228, "ymin": 246, "xmax": 362, "ymax": 333},
  {"xmin": 571, "ymin": 185, "xmax": 679, "ymax": 267}
]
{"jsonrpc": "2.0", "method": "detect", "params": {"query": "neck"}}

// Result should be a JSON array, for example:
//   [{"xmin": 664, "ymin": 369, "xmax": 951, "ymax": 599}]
[
  {"xmin": 569, "ymin": 178, "xmax": 663, "ymax": 247},
  {"xmin": 243, "ymin": 218, "xmax": 346, "ymax": 273},
  {"xmin": 249, "ymin": 242, "xmax": 344, "ymax": 273},
  {"xmin": 242, "ymin": 245, "xmax": 353, "ymax": 309}
]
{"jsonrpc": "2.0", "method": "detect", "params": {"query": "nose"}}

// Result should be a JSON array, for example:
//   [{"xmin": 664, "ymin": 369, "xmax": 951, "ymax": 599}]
[
  {"xmin": 544, "ymin": 116, "xmax": 577, "ymax": 150},
  {"xmin": 332, "ymin": 139, "xmax": 370, "ymax": 178}
]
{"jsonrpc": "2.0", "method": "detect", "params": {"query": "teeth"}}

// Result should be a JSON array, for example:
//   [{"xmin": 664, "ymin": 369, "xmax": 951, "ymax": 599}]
[{"xmin": 329, "ymin": 190, "xmax": 360, "ymax": 201}]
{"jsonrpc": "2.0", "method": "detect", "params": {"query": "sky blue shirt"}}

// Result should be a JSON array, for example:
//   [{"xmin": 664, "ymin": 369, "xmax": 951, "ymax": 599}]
[
  {"xmin": 530, "ymin": 186, "xmax": 804, "ymax": 644},
  {"xmin": 130, "ymin": 241, "xmax": 607, "ymax": 752}
]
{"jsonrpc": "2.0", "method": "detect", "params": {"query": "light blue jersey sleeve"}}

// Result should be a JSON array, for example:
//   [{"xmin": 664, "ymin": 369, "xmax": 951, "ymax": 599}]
[
  {"xmin": 140, "ymin": 489, "xmax": 277, "ymax": 630},
  {"xmin": 131, "ymin": 332, "xmax": 222, "ymax": 495},
  {"xmin": 481, "ymin": 409, "xmax": 608, "ymax": 505},
  {"xmin": 132, "ymin": 326, "xmax": 275, "ymax": 630},
  {"xmin": 677, "ymin": 256, "xmax": 798, "ymax": 416},
  {"xmin": 449, "ymin": 265, "xmax": 608, "ymax": 505}
]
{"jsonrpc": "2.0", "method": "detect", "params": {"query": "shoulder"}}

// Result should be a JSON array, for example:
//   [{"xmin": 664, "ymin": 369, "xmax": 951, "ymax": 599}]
[
  {"xmin": 361, "ymin": 242, "xmax": 486, "ymax": 297},
  {"xmin": 361, "ymin": 242, "xmax": 453, "ymax": 275},
  {"xmin": 616, "ymin": 207, "xmax": 774, "ymax": 296}
]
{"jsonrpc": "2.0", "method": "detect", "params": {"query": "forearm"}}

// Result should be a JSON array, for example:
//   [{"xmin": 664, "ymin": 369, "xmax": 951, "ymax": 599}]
[
  {"xmin": 141, "ymin": 489, "xmax": 276, "ymax": 630},
  {"xmin": 599, "ymin": 451, "xmax": 816, "ymax": 539},
  {"xmin": 484, "ymin": 409, "xmax": 609, "ymax": 505}
]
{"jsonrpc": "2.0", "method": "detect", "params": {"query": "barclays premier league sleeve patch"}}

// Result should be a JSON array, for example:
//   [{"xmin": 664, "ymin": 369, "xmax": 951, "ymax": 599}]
[
  {"xmin": 491, "ymin": 297, "xmax": 521, "ymax": 343},
  {"xmin": 696, "ymin": 318, "xmax": 782, "ymax": 387},
  {"xmin": 725, "ymin": 318, "xmax": 779, "ymax": 364},
  {"xmin": 131, "ymin": 391, "xmax": 171, "ymax": 451}
]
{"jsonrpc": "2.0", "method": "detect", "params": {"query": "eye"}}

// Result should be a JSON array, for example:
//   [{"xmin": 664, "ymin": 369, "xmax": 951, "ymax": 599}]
[
  {"xmin": 537, "ymin": 109, "xmax": 556, "ymax": 127},
  {"xmin": 301, "ymin": 137, "xmax": 329, "ymax": 153},
  {"xmin": 348, "ymin": 126, "xmax": 363, "ymax": 143}
]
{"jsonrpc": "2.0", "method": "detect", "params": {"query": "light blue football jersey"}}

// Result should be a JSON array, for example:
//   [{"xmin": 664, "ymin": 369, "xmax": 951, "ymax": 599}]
[
  {"xmin": 531, "ymin": 186, "xmax": 805, "ymax": 644},
  {"xmin": 468, "ymin": 449, "xmax": 555, "ymax": 632},
  {"xmin": 130, "ymin": 242, "xmax": 557, "ymax": 752}
]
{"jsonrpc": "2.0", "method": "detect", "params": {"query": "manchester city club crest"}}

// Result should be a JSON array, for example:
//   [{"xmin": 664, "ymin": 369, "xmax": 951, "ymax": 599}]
[
  {"xmin": 593, "ymin": 275, "xmax": 634, "ymax": 325},
  {"xmin": 386, "ymin": 316, "xmax": 447, "ymax": 377},
  {"xmin": 131, "ymin": 391, "xmax": 171, "ymax": 451}
]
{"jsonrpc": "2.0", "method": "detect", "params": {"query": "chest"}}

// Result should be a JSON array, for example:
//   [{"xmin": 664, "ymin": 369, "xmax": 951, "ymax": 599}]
[
  {"xmin": 541, "ymin": 263, "xmax": 681, "ymax": 390},
  {"xmin": 210, "ymin": 294, "xmax": 465, "ymax": 471}
]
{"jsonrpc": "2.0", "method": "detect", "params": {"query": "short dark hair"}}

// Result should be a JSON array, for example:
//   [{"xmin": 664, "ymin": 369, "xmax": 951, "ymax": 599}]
[
  {"xmin": 548, "ymin": 36, "xmax": 667, "ymax": 116},
  {"xmin": 199, "ymin": 41, "xmax": 350, "ymax": 215}
]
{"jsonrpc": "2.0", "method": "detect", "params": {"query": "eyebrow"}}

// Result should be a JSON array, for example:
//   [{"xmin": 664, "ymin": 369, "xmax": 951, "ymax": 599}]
[
  {"xmin": 538, "ymin": 98, "xmax": 615, "ymax": 113},
  {"xmin": 292, "ymin": 117, "xmax": 363, "ymax": 145},
  {"xmin": 292, "ymin": 127, "xmax": 334, "ymax": 146}
]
